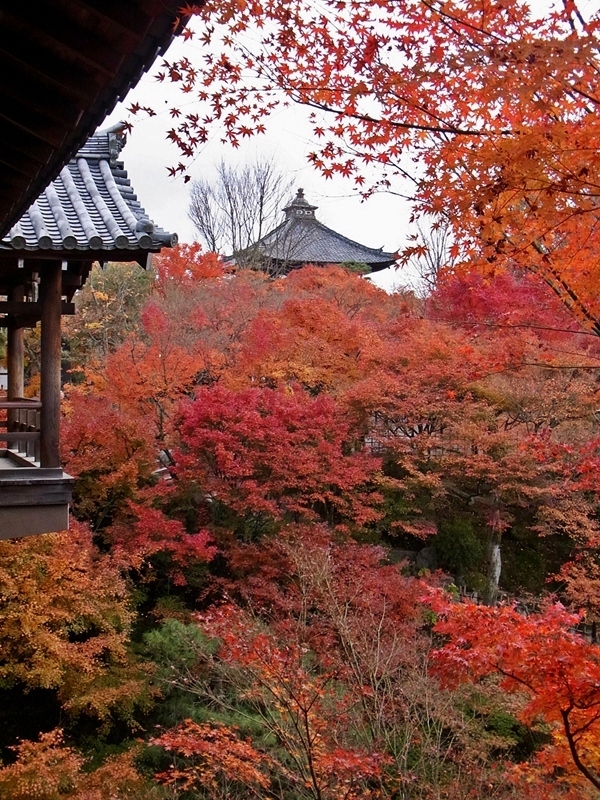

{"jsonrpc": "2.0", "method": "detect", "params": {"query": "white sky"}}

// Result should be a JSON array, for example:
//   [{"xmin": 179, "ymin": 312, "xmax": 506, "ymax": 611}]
[{"xmin": 102, "ymin": 27, "xmax": 414, "ymax": 292}]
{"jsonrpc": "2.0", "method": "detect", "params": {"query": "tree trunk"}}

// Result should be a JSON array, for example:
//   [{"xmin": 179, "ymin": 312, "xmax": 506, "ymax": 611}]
[
  {"xmin": 484, "ymin": 537, "xmax": 502, "ymax": 606},
  {"xmin": 482, "ymin": 503, "xmax": 504, "ymax": 606}
]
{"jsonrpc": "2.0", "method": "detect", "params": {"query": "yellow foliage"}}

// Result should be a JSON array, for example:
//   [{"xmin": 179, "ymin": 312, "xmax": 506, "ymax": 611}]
[
  {"xmin": 0, "ymin": 522, "xmax": 153, "ymax": 727},
  {"xmin": 0, "ymin": 731, "xmax": 153, "ymax": 800}
]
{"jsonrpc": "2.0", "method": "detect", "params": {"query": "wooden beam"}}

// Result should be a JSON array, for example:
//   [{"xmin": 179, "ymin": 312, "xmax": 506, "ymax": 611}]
[
  {"xmin": 1, "ymin": 432, "xmax": 40, "ymax": 442},
  {"xmin": 0, "ymin": 249, "xmax": 162, "ymax": 265},
  {"xmin": 0, "ymin": 302, "xmax": 75, "ymax": 316},
  {"xmin": 0, "ymin": 56, "xmax": 85, "ymax": 127},
  {"xmin": 78, "ymin": 0, "xmax": 153, "ymax": 39},
  {"xmin": 0, "ymin": 148, "xmax": 42, "ymax": 180},
  {"xmin": 61, "ymin": 274, "xmax": 83, "ymax": 287},
  {"xmin": 0, "ymin": 106, "xmax": 66, "ymax": 148},
  {"xmin": 0, "ymin": 7, "xmax": 127, "ymax": 77},
  {"xmin": 40, "ymin": 262, "xmax": 62, "ymax": 469},
  {"xmin": 0, "ymin": 117, "xmax": 54, "ymax": 165},
  {"xmin": 0, "ymin": 90, "xmax": 81, "ymax": 146},
  {"xmin": 0, "ymin": 400, "xmax": 42, "ymax": 409},
  {"xmin": 0, "ymin": 34, "xmax": 100, "ymax": 103}
]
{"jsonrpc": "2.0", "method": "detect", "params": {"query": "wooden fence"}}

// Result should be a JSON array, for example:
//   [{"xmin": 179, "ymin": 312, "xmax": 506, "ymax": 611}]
[{"xmin": 0, "ymin": 397, "xmax": 42, "ymax": 463}]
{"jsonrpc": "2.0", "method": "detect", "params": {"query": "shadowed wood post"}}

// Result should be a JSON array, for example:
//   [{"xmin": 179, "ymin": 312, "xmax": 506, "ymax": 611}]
[
  {"xmin": 40, "ymin": 262, "xmax": 62, "ymax": 468},
  {"xmin": 7, "ymin": 284, "xmax": 24, "ymax": 433}
]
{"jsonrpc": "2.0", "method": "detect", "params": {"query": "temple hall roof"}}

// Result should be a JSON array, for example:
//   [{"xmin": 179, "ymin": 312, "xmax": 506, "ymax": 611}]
[
  {"xmin": 254, "ymin": 189, "xmax": 397, "ymax": 271},
  {"xmin": 1, "ymin": 125, "xmax": 177, "ymax": 254},
  {"xmin": 0, "ymin": 1, "xmax": 187, "ymax": 238}
]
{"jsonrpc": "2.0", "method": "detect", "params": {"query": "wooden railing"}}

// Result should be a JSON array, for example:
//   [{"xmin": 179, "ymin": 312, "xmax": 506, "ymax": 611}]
[{"xmin": 0, "ymin": 397, "xmax": 42, "ymax": 463}]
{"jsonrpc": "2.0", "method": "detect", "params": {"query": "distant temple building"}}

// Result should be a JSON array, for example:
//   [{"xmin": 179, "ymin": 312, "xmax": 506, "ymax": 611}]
[{"xmin": 234, "ymin": 189, "xmax": 397, "ymax": 275}]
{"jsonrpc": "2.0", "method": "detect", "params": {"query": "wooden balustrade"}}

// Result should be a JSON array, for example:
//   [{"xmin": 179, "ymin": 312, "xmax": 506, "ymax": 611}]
[{"xmin": 0, "ymin": 397, "xmax": 42, "ymax": 463}]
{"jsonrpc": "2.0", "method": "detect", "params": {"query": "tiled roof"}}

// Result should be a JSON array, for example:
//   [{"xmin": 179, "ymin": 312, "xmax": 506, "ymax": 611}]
[
  {"xmin": 255, "ymin": 190, "xmax": 396, "ymax": 270},
  {"xmin": 1, "ymin": 125, "xmax": 177, "ymax": 254},
  {"xmin": 0, "ymin": 1, "xmax": 188, "ymax": 238}
]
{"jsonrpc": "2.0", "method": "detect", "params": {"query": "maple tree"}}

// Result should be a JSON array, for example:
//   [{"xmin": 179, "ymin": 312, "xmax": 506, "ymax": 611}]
[
  {"xmin": 151, "ymin": 719, "xmax": 274, "ymax": 797},
  {"xmin": 429, "ymin": 593, "xmax": 600, "ymax": 797},
  {"xmin": 61, "ymin": 389, "xmax": 157, "ymax": 527},
  {"xmin": 60, "ymin": 261, "xmax": 600, "ymax": 602},
  {"xmin": 153, "ymin": 241, "xmax": 227, "ymax": 289},
  {"xmin": 0, "ymin": 522, "xmax": 155, "ymax": 730},
  {"xmin": 136, "ymin": 0, "xmax": 600, "ymax": 333},
  {"xmin": 174, "ymin": 383, "xmax": 384, "ymax": 527},
  {"xmin": 148, "ymin": 528, "xmax": 527, "ymax": 799},
  {"xmin": 29, "ymin": 256, "xmax": 600, "ymax": 798},
  {"xmin": 0, "ymin": 730, "xmax": 150, "ymax": 800}
]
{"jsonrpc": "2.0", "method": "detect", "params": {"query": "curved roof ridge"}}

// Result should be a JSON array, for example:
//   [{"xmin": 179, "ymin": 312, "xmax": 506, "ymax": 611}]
[
  {"xmin": 27, "ymin": 202, "xmax": 52, "ymax": 249},
  {"xmin": 99, "ymin": 159, "xmax": 146, "ymax": 238},
  {"xmin": 44, "ymin": 184, "xmax": 77, "ymax": 249},
  {"xmin": 1, "ymin": 130, "xmax": 177, "ymax": 254},
  {"xmin": 77, "ymin": 157, "xmax": 130, "ymax": 249},
  {"xmin": 309, "ymin": 218, "xmax": 396, "ymax": 258},
  {"xmin": 58, "ymin": 166, "xmax": 103, "ymax": 249}
]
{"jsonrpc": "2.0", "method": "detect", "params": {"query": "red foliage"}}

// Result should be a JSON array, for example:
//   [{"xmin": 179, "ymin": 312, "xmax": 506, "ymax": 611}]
[
  {"xmin": 429, "ymin": 270, "xmax": 585, "ymax": 344},
  {"xmin": 174, "ymin": 384, "xmax": 384, "ymax": 526},
  {"xmin": 193, "ymin": 601, "xmax": 391, "ymax": 799},
  {"xmin": 61, "ymin": 388, "xmax": 156, "ymax": 487},
  {"xmin": 152, "ymin": 720, "xmax": 272, "ymax": 795},
  {"xmin": 110, "ymin": 504, "xmax": 217, "ymax": 582},
  {"xmin": 428, "ymin": 592, "xmax": 600, "ymax": 794},
  {"xmin": 153, "ymin": 242, "xmax": 226, "ymax": 290}
]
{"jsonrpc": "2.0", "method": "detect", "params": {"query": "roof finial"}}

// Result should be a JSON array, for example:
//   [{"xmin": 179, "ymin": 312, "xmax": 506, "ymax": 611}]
[
  {"xmin": 97, "ymin": 121, "xmax": 128, "ymax": 163},
  {"xmin": 283, "ymin": 188, "xmax": 318, "ymax": 219}
]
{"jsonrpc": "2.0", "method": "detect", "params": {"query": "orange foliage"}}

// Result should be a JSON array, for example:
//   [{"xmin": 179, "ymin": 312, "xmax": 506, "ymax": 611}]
[
  {"xmin": 429, "ymin": 594, "xmax": 600, "ymax": 796},
  {"xmin": 0, "ymin": 730, "xmax": 83, "ymax": 800},
  {"xmin": 0, "ymin": 730, "xmax": 148, "ymax": 800},
  {"xmin": 143, "ymin": 0, "xmax": 600, "ymax": 331},
  {"xmin": 186, "ymin": 601, "xmax": 391, "ymax": 799},
  {"xmin": 0, "ymin": 521, "xmax": 152, "ymax": 726},
  {"xmin": 154, "ymin": 242, "xmax": 226, "ymax": 289},
  {"xmin": 152, "ymin": 720, "xmax": 272, "ymax": 795},
  {"xmin": 63, "ymin": 263, "xmax": 600, "ymax": 600},
  {"xmin": 49, "ymin": 250, "xmax": 600, "ymax": 796}
]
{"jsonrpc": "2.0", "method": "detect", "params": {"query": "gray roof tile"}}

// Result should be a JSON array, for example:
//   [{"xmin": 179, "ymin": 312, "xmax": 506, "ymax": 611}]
[
  {"xmin": 255, "ymin": 189, "xmax": 397, "ymax": 270},
  {"xmin": 2, "ymin": 125, "xmax": 177, "ymax": 254}
]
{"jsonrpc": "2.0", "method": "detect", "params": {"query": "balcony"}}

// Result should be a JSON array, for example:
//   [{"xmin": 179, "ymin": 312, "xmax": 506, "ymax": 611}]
[{"xmin": 0, "ymin": 396, "xmax": 73, "ymax": 538}]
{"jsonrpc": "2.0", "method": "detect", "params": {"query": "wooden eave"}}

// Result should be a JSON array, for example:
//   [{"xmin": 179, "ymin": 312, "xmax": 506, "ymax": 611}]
[{"xmin": 0, "ymin": 0, "xmax": 187, "ymax": 238}]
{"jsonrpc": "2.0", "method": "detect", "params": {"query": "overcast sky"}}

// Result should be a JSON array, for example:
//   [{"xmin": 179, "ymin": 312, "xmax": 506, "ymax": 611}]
[{"xmin": 101, "ymin": 27, "xmax": 415, "ymax": 292}]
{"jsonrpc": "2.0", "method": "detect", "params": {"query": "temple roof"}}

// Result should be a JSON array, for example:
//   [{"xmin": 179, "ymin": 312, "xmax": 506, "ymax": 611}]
[
  {"xmin": 0, "ymin": 1, "xmax": 187, "ymax": 239},
  {"xmin": 1, "ymin": 125, "xmax": 177, "ymax": 254},
  {"xmin": 254, "ymin": 189, "xmax": 397, "ymax": 271}
]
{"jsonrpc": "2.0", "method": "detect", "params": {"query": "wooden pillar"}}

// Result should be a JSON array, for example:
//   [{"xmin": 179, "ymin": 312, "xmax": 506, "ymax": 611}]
[
  {"xmin": 40, "ymin": 262, "xmax": 62, "ymax": 468},
  {"xmin": 7, "ymin": 285, "xmax": 24, "ymax": 417}
]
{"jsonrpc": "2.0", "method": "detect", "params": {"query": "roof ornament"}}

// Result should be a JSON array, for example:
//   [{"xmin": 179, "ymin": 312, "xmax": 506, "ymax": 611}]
[
  {"xmin": 284, "ymin": 188, "xmax": 318, "ymax": 220},
  {"xmin": 98, "ymin": 121, "xmax": 129, "ymax": 164}
]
